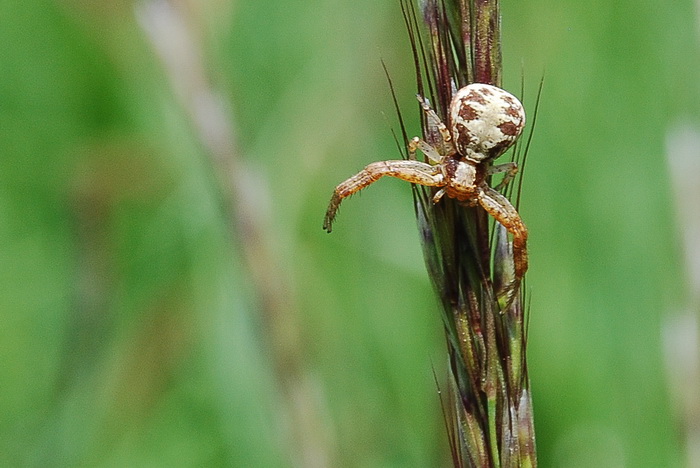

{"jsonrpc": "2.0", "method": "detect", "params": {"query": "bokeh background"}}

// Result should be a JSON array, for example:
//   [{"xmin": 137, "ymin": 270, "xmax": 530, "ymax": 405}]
[{"xmin": 3, "ymin": 0, "xmax": 700, "ymax": 466}]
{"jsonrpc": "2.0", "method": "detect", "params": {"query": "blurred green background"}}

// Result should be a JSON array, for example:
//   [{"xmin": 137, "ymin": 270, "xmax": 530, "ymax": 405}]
[{"xmin": 2, "ymin": 0, "xmax": 699, "ymax": 466}]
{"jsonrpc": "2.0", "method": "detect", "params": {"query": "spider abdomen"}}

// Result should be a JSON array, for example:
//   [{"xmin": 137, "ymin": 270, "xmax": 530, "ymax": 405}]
[{"xmin": 449, "ymin": 83, "xmax": 525, "ymax": 162}]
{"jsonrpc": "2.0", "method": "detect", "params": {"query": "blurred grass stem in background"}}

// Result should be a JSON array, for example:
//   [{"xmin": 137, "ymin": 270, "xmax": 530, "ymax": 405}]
[
  {"xmin": 664, "ymin": 123, "xmax": 700, "ymax": 468},
  {"xmin": 138, "ymin": 1, "xmax": 334, "ymax": 466}
]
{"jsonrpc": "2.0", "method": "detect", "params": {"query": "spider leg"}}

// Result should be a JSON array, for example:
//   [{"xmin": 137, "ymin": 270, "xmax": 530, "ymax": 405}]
[
  {"xmin": 477, "ymin": 185, "xmax": 528, "ymax": 307},
  {"xmin": 488, "ymin": 161, "xmax": 518, "ymax": 191},
  {"xmin": 416, "ymin": 95, "xmax": 456, "ymax": 155},
  {"xmin": 323, "ymin": 160, "xmax": 444, "ymax": 232},
  {"xmin": 408, "ymin": 137, "xmax": 443, "ymax": 164},
  {"xmin": 432, "ymin": 187, "xmax": 446, "ymax": 203}
]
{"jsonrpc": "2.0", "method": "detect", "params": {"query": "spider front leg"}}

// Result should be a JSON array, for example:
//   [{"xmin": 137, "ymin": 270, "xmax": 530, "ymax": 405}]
[
  {"xmin": 477, "ymin": 184, "xmax": 528, "ymax": 307},
  {"xmin": 323, "ymin": 160, "xmax": 444, "ymax": 232},
  {"xmin": 415, "ymin": 94, "xmax": 456, "ymax": 157},
  {"xmin": 408, "ymin": 137, "xmax": 445, "ymax": 164}
]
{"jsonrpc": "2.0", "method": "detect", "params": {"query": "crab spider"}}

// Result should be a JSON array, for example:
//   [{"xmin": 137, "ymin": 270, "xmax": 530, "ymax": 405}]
[{"xmin": 324, "ymin": 83, "xmax": 528, "ymax": 305}]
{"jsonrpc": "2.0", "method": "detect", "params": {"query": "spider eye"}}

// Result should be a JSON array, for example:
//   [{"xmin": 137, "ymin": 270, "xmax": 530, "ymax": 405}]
[{"xmin": 449, "ymin": 83, "xmax": 525, "ymax": 161}]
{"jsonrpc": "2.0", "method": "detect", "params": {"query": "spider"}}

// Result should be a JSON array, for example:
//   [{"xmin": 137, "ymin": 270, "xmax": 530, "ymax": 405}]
[{"xmin": 323, "ymin": 83, "xmax": 528, "ymax": 302}]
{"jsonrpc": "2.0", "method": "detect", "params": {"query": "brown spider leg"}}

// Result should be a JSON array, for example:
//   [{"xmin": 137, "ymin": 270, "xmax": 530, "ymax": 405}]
[
  {"xmin": 408, "ymin": 137, "xmax": 445, "ymax": 164},
  {"xmin": 477, "ymin": 185, "xmax": 528, "ymax": 307},
  {"xmin": 488, "ymin": 161, "xmax": 519, "ymax": 191},
  {"xmin": 416, "ymin": 95, "xmax": 456, "ymax": 155},
  {"xmin": 432, "ymin": 188, "xmax": 447, "ymax": 203},
  {"xmin": 323, "ymin": 160, "xmax": 444, "ymax": 232},
  {"xmin": 408, "ymin": 136, "xmax": 456, "ymax": 205}
]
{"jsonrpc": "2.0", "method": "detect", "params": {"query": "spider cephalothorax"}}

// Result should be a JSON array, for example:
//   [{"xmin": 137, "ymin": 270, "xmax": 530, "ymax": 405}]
[{"xmin": 323, "ymin": 83, "xmax": 528, "ymax": 302}]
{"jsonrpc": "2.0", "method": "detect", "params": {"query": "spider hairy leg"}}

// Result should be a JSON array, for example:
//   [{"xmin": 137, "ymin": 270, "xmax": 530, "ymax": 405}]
[
  {"xmin": 408, "ymin": 137, "xmax": 443, "ymax": 164},
  {"xmin": 477, "ymin": 185, "xmax": 528, "ymax": 307},
  {"xmin": 431, "ymin": 188, "xmax": 447, "ymax": 203},
  {"xmin": 323, "ymin": 160, "xmax": 444, "ymax": 232},
  {"xmin": 416, "ymin": 95, "xmax": 456, "ymax": 156},
  {"xmin": 488, "ymin": 161, "xmax": 519, "ymax": 191}
]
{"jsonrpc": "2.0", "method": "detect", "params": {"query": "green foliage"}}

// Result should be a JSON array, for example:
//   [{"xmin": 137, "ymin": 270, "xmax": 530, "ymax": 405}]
[{"xmin": 0, "ymin": 0, "xmax": 695, "ymax": 466}]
